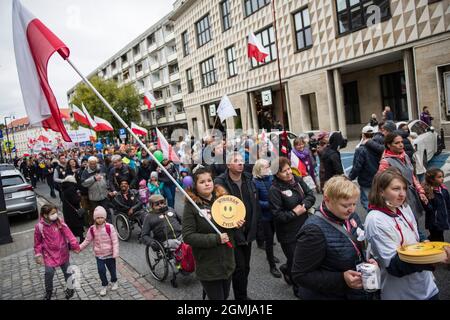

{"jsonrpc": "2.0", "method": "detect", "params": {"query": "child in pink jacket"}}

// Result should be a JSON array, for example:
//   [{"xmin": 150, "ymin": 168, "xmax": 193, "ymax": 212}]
[
  {"xmin": 34, "ymin": 204, "xmax": 81, "ymax": 300},
  {"xmin": 80, "ymin": 206, "xmax": 119, "ymax": 296}
]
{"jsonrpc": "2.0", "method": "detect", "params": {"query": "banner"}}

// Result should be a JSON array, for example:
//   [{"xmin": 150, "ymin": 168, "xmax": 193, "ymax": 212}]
[{"xmin": 68, "ymin": 127, "xmax": 95, "ymax": 143}]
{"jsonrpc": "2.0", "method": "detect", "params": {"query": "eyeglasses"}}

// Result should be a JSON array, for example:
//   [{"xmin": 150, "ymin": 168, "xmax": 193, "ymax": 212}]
[{"xmin": 153, "ymin": 200, "xmax": 166, "ymax": 207}]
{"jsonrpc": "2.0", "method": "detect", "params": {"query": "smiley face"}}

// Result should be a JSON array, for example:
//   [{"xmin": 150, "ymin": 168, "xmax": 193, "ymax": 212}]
[
  {"xmin": 222, "ymin": 205, "xmax": 235, "ymax": 220},
  {"xmin": 211, "ymin": 195, "xmax": 246, "ymax": 229}
]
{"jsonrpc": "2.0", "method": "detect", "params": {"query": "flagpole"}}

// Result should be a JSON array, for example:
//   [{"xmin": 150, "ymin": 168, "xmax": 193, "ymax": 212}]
[
  {"xmin": 65, "ymin": 58, "xmax": 232, "ymax": 248},
  {"xmin": 271, "ymin": 0, "xmax": 288, "ymax": 151}
]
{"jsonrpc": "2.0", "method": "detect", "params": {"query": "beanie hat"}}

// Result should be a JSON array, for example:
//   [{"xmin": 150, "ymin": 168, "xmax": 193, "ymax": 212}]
[
  {"xmin": 383, "ymin": 120, "xmax": 396, "ymax": 133},
  {"xmin": 93, "ymin": 206, "xmax": 107, "ymax": 220},
  {"xmin": 149, "ymin": 194, "xmax": 165, "ymax": 204},
  {"xmin": 150, "ymin": 171, "xmax": 158, "ymax": 180},
  {"xmin": 139, "ymin": 179, "xmax": 147, "ymax": 187}
]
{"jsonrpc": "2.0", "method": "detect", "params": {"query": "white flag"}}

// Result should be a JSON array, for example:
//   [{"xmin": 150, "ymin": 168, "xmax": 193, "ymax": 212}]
[{"xmin": 217, "ymin": 95, "xmax": 237, "ymax": 123}]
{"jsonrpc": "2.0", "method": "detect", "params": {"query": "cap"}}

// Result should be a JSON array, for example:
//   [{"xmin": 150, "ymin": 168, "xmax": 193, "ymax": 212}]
[
  {"xmin": 362, "ymin": 125, "xmax": 374, "ymax": 134},
  {"xmin": 149, "ymin": 194, "xmax": 165, "ymax": 204}
]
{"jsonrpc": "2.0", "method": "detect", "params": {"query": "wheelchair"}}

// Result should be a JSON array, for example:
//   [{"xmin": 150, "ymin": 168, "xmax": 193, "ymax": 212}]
[
  {"xmin": 145, "ymin": 238, "xmax": 192, "ymax": 288},
  {"xmin": 111, "ymin": 207, "xmax": 145, "ymax": 242}
]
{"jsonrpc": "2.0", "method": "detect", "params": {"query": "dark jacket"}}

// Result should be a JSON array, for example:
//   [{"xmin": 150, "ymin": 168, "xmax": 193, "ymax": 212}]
[
  {"xmin": 136, "ymin": 164, "xmax": 152, "ymax": 184},
  {"xmin": 424, "ymin": 186, "xmax": 450, "ymax": 231},
  {"xmin": 348, "ymin": 144, "xmax": 379, "ymax": 188},
  {"xmin": 112, "ymin": 189, "xmax": 143, "ymax": 214},
  {"xmin": 292, "ymin": 206, "xmax": 369, "ymax": 300},
  {"xmin": 182, "ymin": 186, "xmax": 236, "ymax": 281},
  {"xmin": 108, "ymin": 164, "xmax": 136, "ymax": 191},
  {"xmin": 158, "ymin": 162, "xmax": 178, "ymax": 186},
  {"xmin": 268, "ymin": 175, "xmax": 316, "ymax": 244},
  {"xmin": 215, "ymin": 170, "xmax": 260, "ymax": 246},
  {"xmin": 320, "ymin": 132, "xmax": 345, "ymax": 186},
  {"xmin": 365, "ymin": 132, "xmax": 385, "ymax": 158},
  {"xmin": 253, "ymin": 175, "xmax": 274, "ymax": 222},
  {"xmin": 141, "ymin": 207, "xmax": 182, "ymax": 245},
  {"xmin": 61, "ymin": 181, "xmax": 83, "ymax": 234}
]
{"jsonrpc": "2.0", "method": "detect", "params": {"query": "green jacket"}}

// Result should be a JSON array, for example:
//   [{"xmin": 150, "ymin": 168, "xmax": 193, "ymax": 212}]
[{"xmin": 182, "ymin": 187, "xmax": 236, "ymax": 281}]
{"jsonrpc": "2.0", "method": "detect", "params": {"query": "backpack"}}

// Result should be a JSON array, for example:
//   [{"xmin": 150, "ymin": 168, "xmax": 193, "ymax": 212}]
[
  {"xmin": 174, "ymin": 243, "xmax": 195, "ymax": 273},
  {"xmin": 89, "ymin": 224, "xmax": 111, "ymax": 239}
]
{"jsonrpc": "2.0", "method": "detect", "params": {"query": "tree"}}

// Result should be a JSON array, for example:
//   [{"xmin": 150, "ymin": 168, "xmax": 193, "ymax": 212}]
[{"xmin": 69, "ymin": 76, "xmax": 142, "ymax": 138}]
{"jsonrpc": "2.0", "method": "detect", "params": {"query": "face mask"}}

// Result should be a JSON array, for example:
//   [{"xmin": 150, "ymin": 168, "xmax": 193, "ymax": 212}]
[
  {"xmin": 49, "ymin": 213, "xmax": 58, "ymax": 221},
  {"xmin": 156, "ymin": 206, "xmax": 168, "ymax": 214}
]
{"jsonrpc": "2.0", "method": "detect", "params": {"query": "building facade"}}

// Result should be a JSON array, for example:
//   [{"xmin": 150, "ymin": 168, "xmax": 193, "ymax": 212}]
[
  {"xmin": 171, "ymin": 0, "xmax": 450, "ymax": 139},
  {"xmin": 5, "ymin": 109, "xmax": 71, "ymax": 156},
  {"xmin": 67, "ymin": 13, "xmax": 187, "ymax": 139}
]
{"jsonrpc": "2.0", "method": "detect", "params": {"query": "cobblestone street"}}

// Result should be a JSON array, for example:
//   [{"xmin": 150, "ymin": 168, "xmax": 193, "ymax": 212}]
[{"xmin": 0, "ymin": 247, "xmax": 167, "ymax": 301}]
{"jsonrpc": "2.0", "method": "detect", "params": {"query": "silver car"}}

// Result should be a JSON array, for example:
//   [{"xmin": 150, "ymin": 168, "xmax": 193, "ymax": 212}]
[{"xmin": 1, "ymin": 169, "xmax": 38, "ymax": 219}]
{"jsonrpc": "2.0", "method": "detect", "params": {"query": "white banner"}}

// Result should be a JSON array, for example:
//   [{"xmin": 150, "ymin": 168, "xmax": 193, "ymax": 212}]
[{"xmin": 68, "ymin": 127, "xmax": 94, "ymax": 143}]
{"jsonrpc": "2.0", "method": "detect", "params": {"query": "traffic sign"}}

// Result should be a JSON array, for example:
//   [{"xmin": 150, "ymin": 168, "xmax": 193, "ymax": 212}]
[{"xmin": 119, "ymin": 128, "xmax": 127, "ymax": 139}]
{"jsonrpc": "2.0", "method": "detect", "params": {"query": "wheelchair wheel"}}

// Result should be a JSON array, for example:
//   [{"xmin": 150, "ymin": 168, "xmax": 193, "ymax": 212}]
[
  {"xmin": 146, "ymin": 242, "xmax": 169, "ymax": 281},
  {"xmin": 115, "ymin": 214, "xmax": 131, "ymax": 241}
]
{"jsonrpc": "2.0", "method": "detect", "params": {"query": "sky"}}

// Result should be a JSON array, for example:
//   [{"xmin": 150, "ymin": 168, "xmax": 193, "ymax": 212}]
[{"xmin": 0, "ymin": 0, "xmax": 173, "ymax": 124}]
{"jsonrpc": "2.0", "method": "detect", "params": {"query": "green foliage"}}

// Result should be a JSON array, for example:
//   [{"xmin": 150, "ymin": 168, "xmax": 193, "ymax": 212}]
[{"xmin": 69, "ymin": 76, "xmax": 142, "ymax": 137}]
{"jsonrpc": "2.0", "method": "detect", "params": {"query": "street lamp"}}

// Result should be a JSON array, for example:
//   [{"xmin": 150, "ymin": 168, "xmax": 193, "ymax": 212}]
[{"xmin": 10, "ymin": 116, "xmax": 17, "ymax": 159}]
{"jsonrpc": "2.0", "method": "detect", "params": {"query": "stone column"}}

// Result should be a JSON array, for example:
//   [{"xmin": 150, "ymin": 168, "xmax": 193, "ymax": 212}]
[
  {"xmin": 326, "ymin": 70, "xmax": 338, "ymax": 132},
  {"xmin": 249, "ymin": 92, "xmax": 259, "ymax": 132},
  {"xmin": 403, "ymin": 49, "xmax": 418, "ymax": 120},
  {"xmin": 333, "ymin": 68, "xmax": 347, "ymax": 137}
]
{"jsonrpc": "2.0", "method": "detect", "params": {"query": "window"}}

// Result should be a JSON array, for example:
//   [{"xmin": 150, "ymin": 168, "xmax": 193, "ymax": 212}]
[
  {"xmin": 343, "ymin": 81, "xmax": 361, "ymax": 124},
  {"xmin": 154, "ymin": 90, "xmax": 163, "ymax": 100},
  {"xmin": 226, "ymin": 46, "xmax": 238, "ymax": 77},
  {"xmin": 336, "ymin": 0, "xmax": 391, "ymax": 35},
  {"xmin": 169, "ymin": 63, "xmax": 179, "ymax": 75},
  {"xmin": 186, "ymin": 69, "xmax": 194, "ymax": 93},
  {"xmin": 244, "ymin": 0, "xmax": 270, "ymax": 17},
  {"xmin": 133, "ymin": 45, "xmax": 140, "ymax": 56},
  {"xmin": 220, "ymin": 0, "xmax": 232, "ymax": 31},
  {"xmin": 380, "ymin": 72, "xmax": 408, "ymax": 121},
  {"xmin": 156, "ymin": 108, "xmax": 166, "ymax": 119},
  {"xmin": 135, "ymin": 63, "xmax": 143, "ymax": 73},
  {"xmin": 200, "ymin": 57, "xmax": 217, "ymax": 87},
  {"xmin": 123, "ymin": 69, "xmax": 130, "ymax": 81},
  {"xmin": 121, "ymin": 54, "xmax": 128, "ymax": 64},
  {"xmin": 147, "ymin": 33, "xmax": 156, "ymax": 46},
  {"xmin": 196, "ymin": 15, "xmax": 212, "ymax": 47},
  {"xmin": 251, "ymin": 26, "xmax": 277, "ymax": 68},
  {"xmin": 293, "ymin": 8, "xmax": 313, "ymax": 51},
  {"xmin": 175, "ymin": 103, "xmax": 184, "ymax": 114},
  {"xmin": 182, "ymin": 31, "xmax": 190, "ymax": 56}
]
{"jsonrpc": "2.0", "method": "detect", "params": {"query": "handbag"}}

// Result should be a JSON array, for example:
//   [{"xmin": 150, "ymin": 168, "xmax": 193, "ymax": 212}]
[{"xmin": 65, "ymin": 199, "xmax": 86, "ymax": 219}]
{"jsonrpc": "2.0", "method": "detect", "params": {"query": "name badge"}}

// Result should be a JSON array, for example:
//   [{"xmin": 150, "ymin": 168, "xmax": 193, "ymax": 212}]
[
  {"xmin": 282, "ymin": 190, "xmax": 293, "ymax": 197},
  {"xmin": 167, "ymin": 212, "xmax": 174, "ymax": 217}
]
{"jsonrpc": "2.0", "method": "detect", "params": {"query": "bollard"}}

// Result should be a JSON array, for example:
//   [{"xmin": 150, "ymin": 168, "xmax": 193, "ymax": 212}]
[{"xmin": 440, "ymin": 128, "xmax": 446, "ymax": 150}]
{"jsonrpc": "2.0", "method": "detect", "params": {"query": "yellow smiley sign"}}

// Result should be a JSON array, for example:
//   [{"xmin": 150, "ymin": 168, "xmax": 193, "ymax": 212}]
[{"xmin": 211, "ymin": 195, "xmax": 246, "ymax": 229}]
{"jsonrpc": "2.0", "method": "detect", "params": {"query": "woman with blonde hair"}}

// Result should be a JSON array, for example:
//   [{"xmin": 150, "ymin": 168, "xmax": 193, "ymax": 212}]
[
  {"xmin": 292, "ymin": 176, "xmax": 377, "ymax": 300},
  {"xmin": 252, "ymin": 159, "xmax": 281, "ymax": 278}
]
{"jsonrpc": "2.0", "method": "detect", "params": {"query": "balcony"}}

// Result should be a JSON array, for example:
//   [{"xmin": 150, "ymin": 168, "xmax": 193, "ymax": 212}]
[
  {"xmin": 150, "ymin": 61, "xmax": 160, "ymax": 71},
  {"xmin": 172, "ymin": 92, "xmax": 183, "ymax": 101},
  {"xmin": 169, "ymin": 72, "xmax": 180, "ymax": 82},
  {"xmin": 136, "ymin": 70, "xmax": 144, "ymax": 78},
  {"xmin": 167, "ymin": 52, "xmax": 177, "ymax": 63},
  {"xmin": 134, "ymin": 53, "xmax": 142, "ymax": 61},
  {"xmin": 165, "ymin": 32, "xmax": 175, "ymax": 43},
  {"xmin": 153, "ymin": 80, "xmax": 162, "ymax": 88},
  {"xmin": 175, "ymin": 113, "xmax": 186, "ymax": 121},
  {"xmin": 112, "ymin": 68, "xmax": 118, "ymax": 75},
  {"xmin": 155, "ymin": 98, "xmax": 164, "ymax": 107},
  {"xmin": 122, "ymin": 61, "xmax": 129, "ymax": 69},
  {"xmin": 158, "ymin": 117, "xmax": 168, "ymax": 123},
  {"xmin": 140, "ymin": 104, "xmax": 148, "ymax": 111},
  {"xmin": 138, "ymin": 87, "xmax": 145, "ymax": 94},
  {"xmin": 148, "ymin": 43, "xmax": 157, "ymax": 53}
]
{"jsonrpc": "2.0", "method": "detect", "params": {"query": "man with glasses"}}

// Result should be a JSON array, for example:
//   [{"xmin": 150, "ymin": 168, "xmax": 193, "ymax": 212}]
[{"xmin": 141, "ymin": 194, "xmax": 182, "ymax": 249}]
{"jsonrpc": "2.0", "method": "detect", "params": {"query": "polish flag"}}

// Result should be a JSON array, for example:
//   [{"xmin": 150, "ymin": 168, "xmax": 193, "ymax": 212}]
[
  {"xmin": 131, "ymin": 122, "xmax": 148, "ymax": 136},
  {"xmin": 93, "ymin": 116, "xmax": 113, "ymax": 132},
  {"xmin": 82, "ymin": 103, "xmax": 97, "ymax": 129},
  {"xmin": 248, "ymin": 32, "xmax": 269, "ymax": 63},
  {"xmin": 12, "ymin": 0, "xmax": 71, "ymax": 142},
  {"xmin": 37, "ymin": 135, "xmax": 50, "ymax": 143},
  {"xmin": 156, "ymin": 127, "xmax": 180, "ymax": 163},
  {"xmin": 72, "ymin": 104, "xmax": 89, "ymax": 126},
  {"xmin": 144, "ymin": 91, "xmax": 157, "ymax": 110}
]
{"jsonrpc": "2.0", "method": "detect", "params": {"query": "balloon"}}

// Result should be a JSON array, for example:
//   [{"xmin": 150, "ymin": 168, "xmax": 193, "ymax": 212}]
[
  {"xmin": 154, "ymin": 150, "xmax": 164, "ymax": 163},
  {"xmin": 183, "ymin": 176, "xmax": 194, "ymax": 188}
]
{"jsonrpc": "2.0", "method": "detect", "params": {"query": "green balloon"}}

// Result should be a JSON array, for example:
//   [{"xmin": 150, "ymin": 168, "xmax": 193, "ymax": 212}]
[{"xmin": 154, "ymin": 150, "xmax": 164, "ymax": 163}]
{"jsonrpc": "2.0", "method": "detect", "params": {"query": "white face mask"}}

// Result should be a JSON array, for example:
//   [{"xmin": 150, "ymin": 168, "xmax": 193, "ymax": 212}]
[{"xmin": 49, "ymin": 213, "xmax": 58, "ymax": 221}]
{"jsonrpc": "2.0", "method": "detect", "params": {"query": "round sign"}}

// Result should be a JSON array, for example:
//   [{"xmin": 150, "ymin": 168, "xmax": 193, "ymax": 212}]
[{"xmin": 211, "ymin": 195, "xmax": 246, "ymax": 229}]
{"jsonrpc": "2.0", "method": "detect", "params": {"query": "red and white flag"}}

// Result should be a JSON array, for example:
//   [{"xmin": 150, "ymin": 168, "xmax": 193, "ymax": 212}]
[
  {"xmin": 82, "ymin": 103, "xmax": 97, "ymax": 129},
  {"xmin": 37, "ymin": 134, "xmax": 50, "ymax": 143},
  {"xmin": 156, "ymin": 128, "xmax": 180, "ymax": 163},
  {"xmin": 248, "ymin": 32, "xmax": 269, "ymax": 63},
  {"xmin": 131, "ymin": 122, "xmax": 148, "ymax": 136},
  {"xmin": 143, "ymin": 91, "xmax": 157, "ymax": 110},
  {"xmin": 72, "ymin": 104, "xmax": 89, "ymax": 126},
  {"xmin": 12, "ymin": 0, "xmax": 71, "ymax": 142},
  {"xmin": 93, "ymin": 116, "xmax": 113, "ymax": 132}
]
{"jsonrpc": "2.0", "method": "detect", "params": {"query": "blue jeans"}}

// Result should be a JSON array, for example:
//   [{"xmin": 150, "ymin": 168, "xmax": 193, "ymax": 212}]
[
  {"xmin": 163, "ymin": 184, "xmax": 176, "ymax": 208},
  {"xmin": 96, "ymin": 258, "xmax": 117, "ymax": 287},
  {"xmin": 360, "ymin": 187, "xmax": 370, "ymax": 212}
]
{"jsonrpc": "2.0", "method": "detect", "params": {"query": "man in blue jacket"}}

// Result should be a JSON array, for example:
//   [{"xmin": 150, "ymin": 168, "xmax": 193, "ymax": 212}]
[{"xmin": 348, "ymin": 126, "xmax": 379, "ymax": 211}]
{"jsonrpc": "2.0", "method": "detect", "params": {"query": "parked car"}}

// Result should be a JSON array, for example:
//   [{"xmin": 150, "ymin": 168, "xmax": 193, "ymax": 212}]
[
  {"xmin": 397, "ymin": 120, "xmax": 439, "ymax": 168},
  {"xmin": 0, "ymin": 164, "xmax": 15, "ymax": 171},
  {"xmin": 1, "ymin": 169, "xmax": 38, "ymax": 219}
]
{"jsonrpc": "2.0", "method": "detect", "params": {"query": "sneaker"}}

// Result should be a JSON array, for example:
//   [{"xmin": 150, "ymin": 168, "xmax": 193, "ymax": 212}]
[
  {"xmin": 270, "ymin": 267, "xmax": 282, "ymax": 278},
  {"xmin": 99, "ymin": 286, "xmax": 107, "ymax": 296},
  {"xmin": 111, "ymin": 282, "xmax": 119, "ymax": 291},
  {"xmin": 65, "ymin": 288, "xmax": 74, "ymax": 300}
]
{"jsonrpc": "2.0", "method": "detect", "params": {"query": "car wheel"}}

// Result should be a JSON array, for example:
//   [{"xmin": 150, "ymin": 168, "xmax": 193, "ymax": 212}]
[
  {"xmin": 423, "ymin": 150, "xmax": 428, "ymax": 169},
  {"xmin": 29, "ymin": 209, "xmax": 39, "ymax": 220}
]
